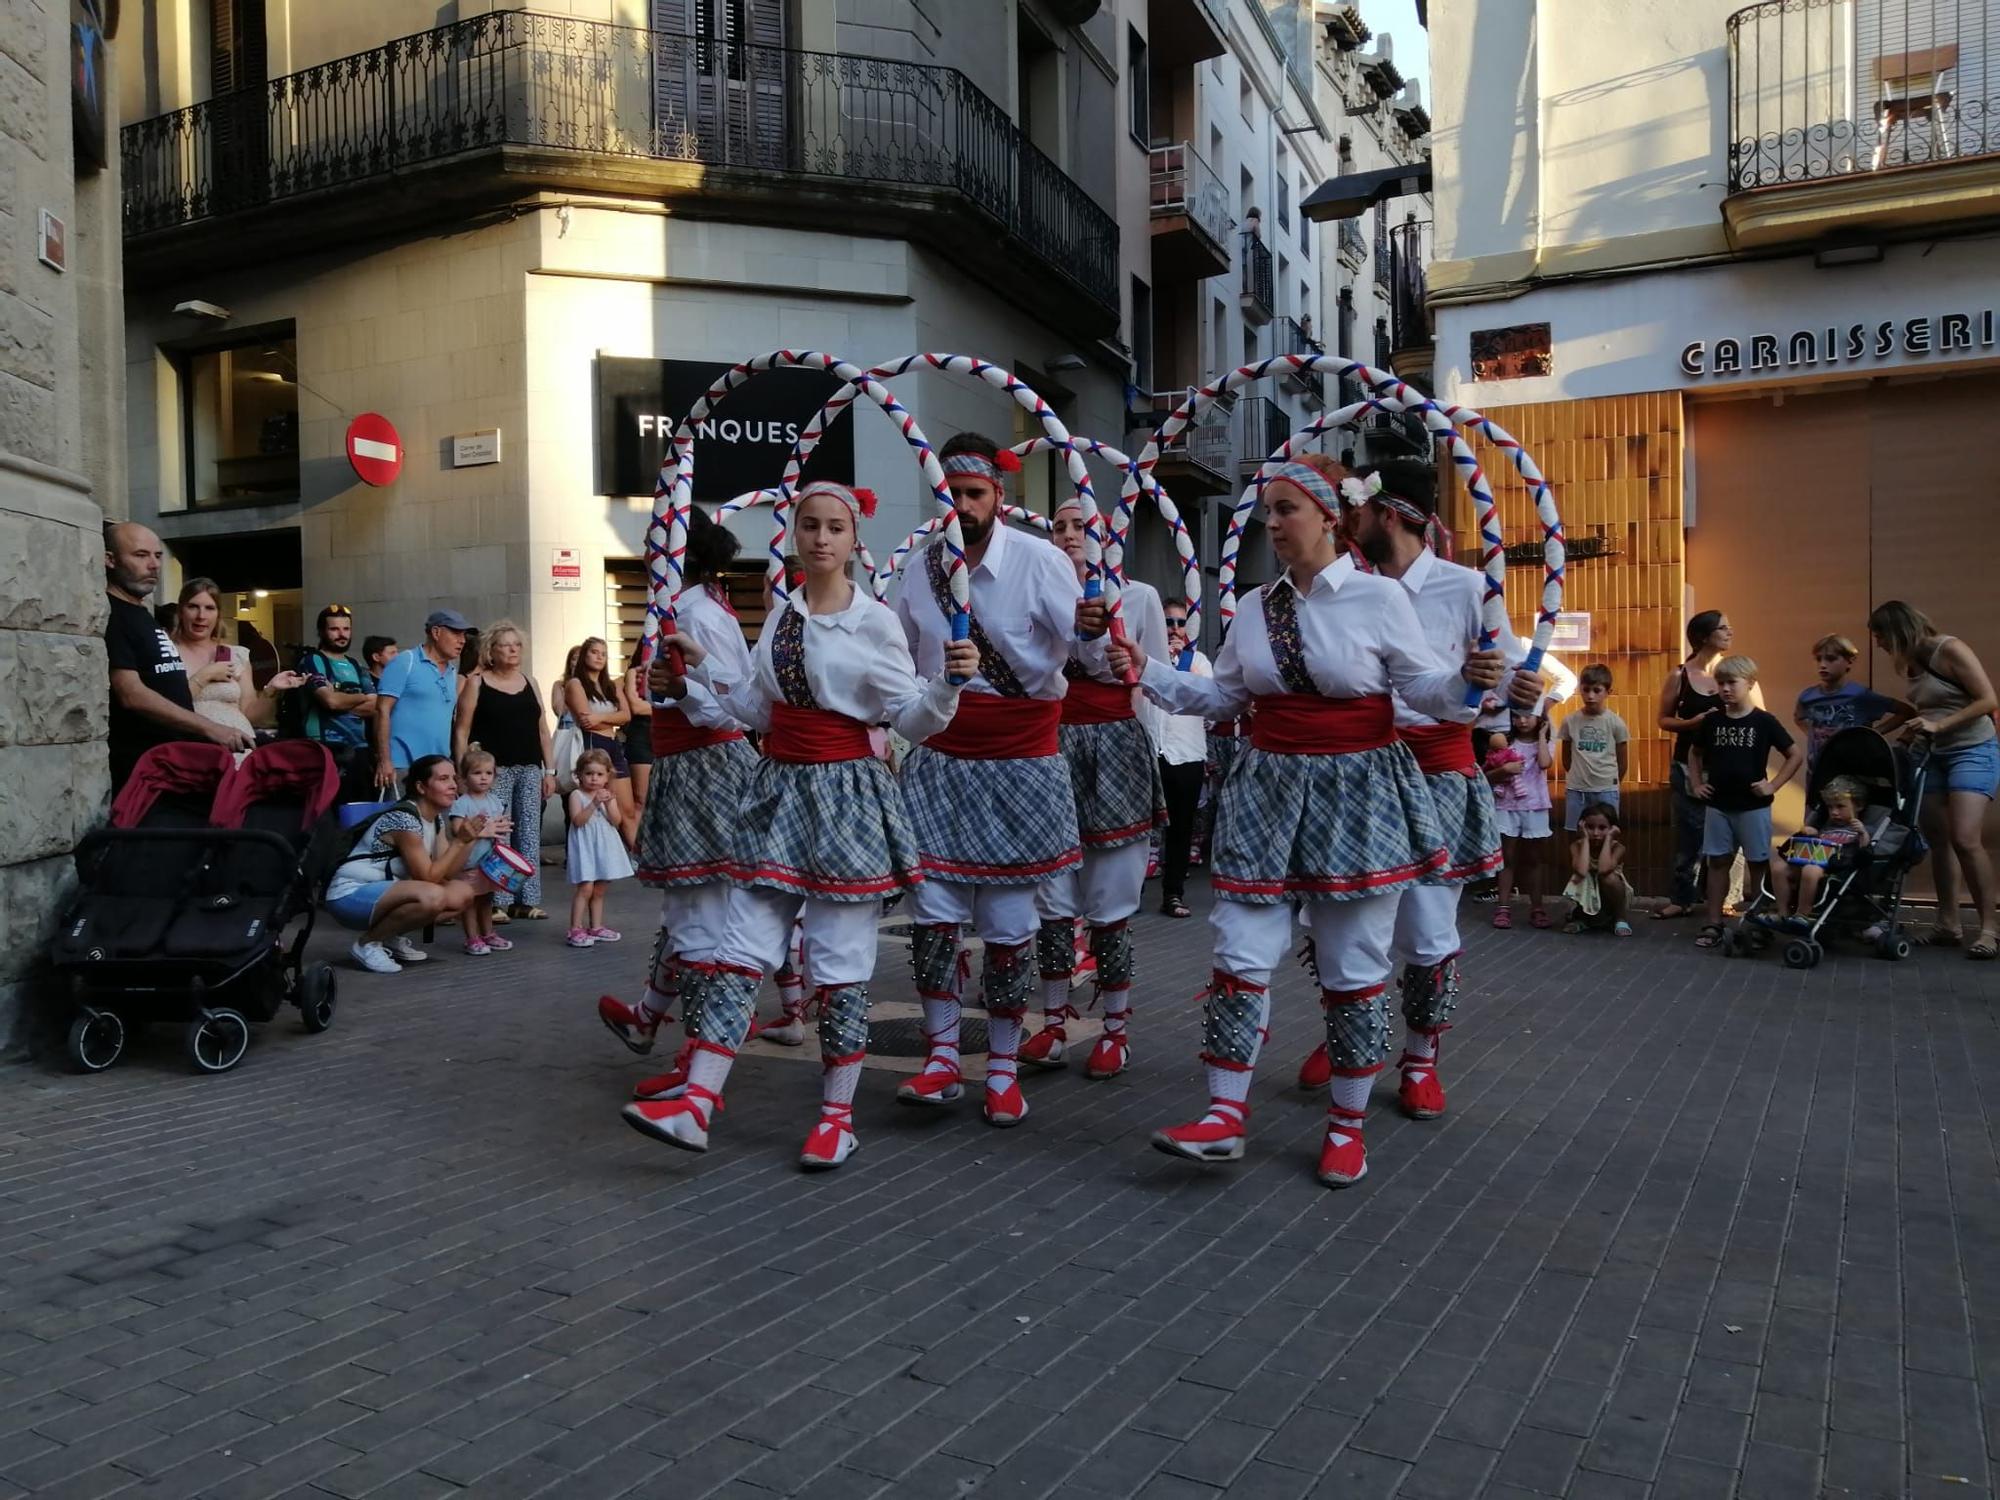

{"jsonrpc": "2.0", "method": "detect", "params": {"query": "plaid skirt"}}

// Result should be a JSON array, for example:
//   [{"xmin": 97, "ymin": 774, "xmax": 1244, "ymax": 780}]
[
  {"xmin": 1208, "ymin": 731, "xmax": 1245, "ymax": 784},
  {"xmin": 729, "ymin": 757, "xmax": 922, "ymax": 903},
  {"xmin": 903, "ymin": 747, "xmax": 1082, "ymax": 886},
  {"xmin": 1061, "ymin": 719, "xmax": 1166, "ymax": 849},
  {"xmin": 1424, "ymin": 770, "xmax": 1502, "ymax": 885},
  {"xmin": 636, "ymin": 737, "xmax": 758, "ymax": 889},
  {"xmin": 1212, "ymin": 742, "xmax": 1446, "ymax": 904}
]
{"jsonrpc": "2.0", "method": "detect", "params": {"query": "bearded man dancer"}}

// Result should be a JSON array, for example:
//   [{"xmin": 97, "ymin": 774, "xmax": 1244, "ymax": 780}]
[
  {"xmin": 1018, "ymin": 496, "xmax": 1170, "ymax": 1080},
  {"xmin": 893, "ymin": 432, "xmax": 1098, "ymax": 1127},
  {"xmin": 1294, "ymin": 459, "xmax": 1549, "ymax": 1123}
]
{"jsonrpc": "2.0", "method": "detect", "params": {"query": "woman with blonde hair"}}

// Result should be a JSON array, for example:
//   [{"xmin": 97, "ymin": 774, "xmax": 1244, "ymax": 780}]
[
  {"xmin": 170, "ymin": 577, "xmax": 303, "ymax": 741},
  {"xmin": 453, "ymin": 619, "xmax": 557, "ymax": 920},
  {"xmin": 1868, "ymin": 600, "xmax": 1998, "ymax": 958}
]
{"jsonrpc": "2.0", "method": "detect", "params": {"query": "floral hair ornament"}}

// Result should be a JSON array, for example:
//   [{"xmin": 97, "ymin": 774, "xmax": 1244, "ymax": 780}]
[{"xmin": 1338, "ymin": 470, "xmax": 1453, "ymax": 561}]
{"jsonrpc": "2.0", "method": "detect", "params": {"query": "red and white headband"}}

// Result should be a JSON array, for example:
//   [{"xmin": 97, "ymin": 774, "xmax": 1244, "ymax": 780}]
[
  {"xmin": 793, "ymin": 480, "xmax": 878, "ymax": 522},
  {"xmin": 942, "ymin": 449, "xmax": 1022, "ymax": 483},
  {"xmin": 1338, "ymin": 471, "xmax": 1454, "ymax": 561}
]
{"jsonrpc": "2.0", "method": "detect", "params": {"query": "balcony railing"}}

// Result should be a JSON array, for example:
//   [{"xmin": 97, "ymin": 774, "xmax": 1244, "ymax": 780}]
[
  {"xmin": 1157, "ymin": 388, "xmax": 1235, "ymax": 490},
  {"xmin": 1239, "ymin": 233, "xmax": 1274, "ymax": 322},
  {"xmin": 1238, "ymin": 395, "xmax": 1289, "ymax": 471},
  {"xmin": 1281, "ymin": 316, "xmax": 1325, "ymax": 401},
  {"xmin": 1149, "ymin": 141, "xmax": 1234, "ymax": 255},
  {"xmin": 121, "ymin": 10, "xmax": 1118, "ymax": 311},
  {"xmin": 1727, "ymin": 0, "xmax": 2000, "ymax": 190},
  {"xmin": 1387, "ymin": 217, "xmax": 1431, "ymax": 356},
  {"xmin": 1336, "ymin": 215, "xmax": 1368, "ymax": 265}
]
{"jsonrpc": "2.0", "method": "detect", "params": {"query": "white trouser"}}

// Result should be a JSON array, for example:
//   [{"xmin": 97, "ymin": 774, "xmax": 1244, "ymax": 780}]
[
  {"xmin": 910, "ymin": 878, "xmax": 1042, "ymax": 947},
  {"xmin": 1212, "ymin": 893, "xmax": 1399, "ymax": 991},
  {"xmin": 1034, "ymin": 841, "xmax": 1149, "ymax": 925},
  {"xmin": 658, "ymin": 884, "xmax": 730, "ymax": 965},
  {"xmin": 1391, "ymin": 884, "xmax": 1463, "ymax": 968},
  {"xmin": 713, "ymin": 885, "xmax": 881, "ymax": 988}
]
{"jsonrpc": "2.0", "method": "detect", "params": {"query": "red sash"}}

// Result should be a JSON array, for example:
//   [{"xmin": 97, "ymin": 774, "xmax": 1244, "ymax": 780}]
[
  {"xmin": 651, "ymin": 706, "xmax": 746, "ymax": 757},
  {"xmin": 926, "ymin": 693, "xmax": 1062, "ymax": 760},
  {"xmin": 1061, "ymin": 676, "xmax": 1137, "ymax": 726},
  {"xmin": 1209, "ymin": 717, "xmax": 1244, "ymax": 738},
  {"xmin": 1249, "ymin": 693, "xmax": 1395, "ymax": 755},
  {"xmin": 763, "ymin": 704, "xmax": 872, "ymax": 764},
  {"xmin": 1399, "ymin": 722, "xmax": 1478, "ymax": 776}
]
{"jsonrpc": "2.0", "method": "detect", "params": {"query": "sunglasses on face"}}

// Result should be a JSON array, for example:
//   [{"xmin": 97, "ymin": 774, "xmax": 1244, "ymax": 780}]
[{"xmin": 323, "ymin": 606, "xmax": 352, "ymax": 617}]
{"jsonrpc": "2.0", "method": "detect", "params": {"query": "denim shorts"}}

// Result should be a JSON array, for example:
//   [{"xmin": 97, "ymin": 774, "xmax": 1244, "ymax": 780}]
[
  {"xmin": 325, "ymin": 879, "xmax": 394, "ymax": 930},
  {"xmin": 1564, "ymin": 786, "xmax": 1621, "ymax": 831},
  {"xmin": 1930, "ymin": 736, "xmax": 2000, "ymax": 799},
  {"xmin": 1702, "ymin": 805, "xmax": 1773, "ymax": 862}
]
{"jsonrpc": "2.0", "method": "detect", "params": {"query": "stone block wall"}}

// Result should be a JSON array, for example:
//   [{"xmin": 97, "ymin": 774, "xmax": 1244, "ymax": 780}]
[{"xmin": 1, "ymin": 3, "xmax": 123, "ymax": 1061}]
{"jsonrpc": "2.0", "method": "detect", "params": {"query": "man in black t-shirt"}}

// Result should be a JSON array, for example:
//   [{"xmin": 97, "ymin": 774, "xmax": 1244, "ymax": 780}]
[
  {"xmin": 104, "ymin": 521, "xmax": 251, "ymax": 787},
  {"xmin": 1686, "ymin": 654, "xmax": 1805, "ymax": 947}
]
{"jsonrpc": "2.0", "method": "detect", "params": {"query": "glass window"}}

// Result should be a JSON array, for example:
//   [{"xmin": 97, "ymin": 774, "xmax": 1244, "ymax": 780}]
[
  {"xmin": 1128, "ymin": 27, "xmax": 1149, "ymax": 144},
  {"xmin": 183, "ymin": 333, "xmax": 300, "ymax": 509}
]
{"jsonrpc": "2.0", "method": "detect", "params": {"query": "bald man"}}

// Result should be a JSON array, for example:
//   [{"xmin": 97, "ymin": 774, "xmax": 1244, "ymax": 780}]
[{"xmin": 105, "ymin": 520, "xmax": 249, "ymax": 786}]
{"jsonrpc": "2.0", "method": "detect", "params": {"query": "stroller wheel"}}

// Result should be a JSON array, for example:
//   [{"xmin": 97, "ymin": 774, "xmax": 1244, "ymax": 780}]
[
  {"xmin": 1783, "ymin": 938, "xmax": 1819, "ymax": 971},
  {"xmin": 185, "ymin": 1009, "xmax": 250, "ymax": 1074},
  {"xmin": 66, "ymin": 1010, "xmax": 125, "ymax": 1073},
  {"xmin": 1877, "ymin": 930, "xmax": 1912, "ymax": 961},
  {"xmin": 298, "ymin": 964, "xmax": 337, "ymax": 1034}
]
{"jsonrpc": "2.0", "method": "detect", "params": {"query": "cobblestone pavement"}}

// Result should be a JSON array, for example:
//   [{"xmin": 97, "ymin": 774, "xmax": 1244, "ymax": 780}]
[{"xmin": 1, "ymin": 878, "xmax": 1996, "ymax": 1500}]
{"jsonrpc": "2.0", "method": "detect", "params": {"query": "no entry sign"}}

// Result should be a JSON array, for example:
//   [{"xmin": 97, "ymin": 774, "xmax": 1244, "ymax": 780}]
[{"xmin": 346, "ymin": 413, "xmax": 404, "ymax": 487}]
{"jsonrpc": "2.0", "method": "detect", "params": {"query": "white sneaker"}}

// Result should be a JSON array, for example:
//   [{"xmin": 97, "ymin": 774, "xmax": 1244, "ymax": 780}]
[
  {"xmin": 351, "ymin": 940, "xmax": 402, "ymax": 975},
  {"xmin": 390, "ymin": 935, "xmax": 429, "ymax": 964}
]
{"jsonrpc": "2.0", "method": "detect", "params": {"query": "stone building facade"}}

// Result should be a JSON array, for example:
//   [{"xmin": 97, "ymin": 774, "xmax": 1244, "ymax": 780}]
[{"xmin": 1, "ymin": 3, "xmax": 124, "ymax": 1058}]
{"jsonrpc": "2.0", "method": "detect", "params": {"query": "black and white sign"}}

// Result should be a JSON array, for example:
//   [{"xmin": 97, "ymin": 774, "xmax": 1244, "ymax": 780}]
[
  {"xmin": 1679, "ymin": 308, "xmax": 1999, "ymax": 379},
  {"xmin": 596, "ymin": 356, "xmax": 856, "ymax": 499}
]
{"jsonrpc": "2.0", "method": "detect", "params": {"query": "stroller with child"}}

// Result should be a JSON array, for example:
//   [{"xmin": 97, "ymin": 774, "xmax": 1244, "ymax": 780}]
[
  {"xmin": 50, "ymin": 739, "xmax": 343, "ymax": 1073},
  {"xmin": 1728, "ymin": 726, "xmax": 1929, "ymax": 968}
]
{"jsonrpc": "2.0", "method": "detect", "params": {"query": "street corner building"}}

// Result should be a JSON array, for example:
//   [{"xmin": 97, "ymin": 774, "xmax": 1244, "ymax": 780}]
[
  {"xmin": 1421, "ymin": 0, "xmax": 2000, "ymax": 883},
  {"xmin": 1, "ymin": 0, "xmax": 125, "ymax": 1057},
  {"xmin": 112, "ymin": 0, "xmax": 1434, "ymax": 681}
]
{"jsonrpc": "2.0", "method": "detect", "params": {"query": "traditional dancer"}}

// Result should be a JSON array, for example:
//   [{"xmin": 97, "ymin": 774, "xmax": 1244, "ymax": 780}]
[
  {"xmin": 1110, "ymin": 453, "xmax": 1504, "ymax": 1187},
  {"xmin": 1018, "ymin": 497, "xmax": 1169, "ymax": 1080},
  {"xmin": 893, "ymin": 431, "xmax": 1093, "ymax": 1127},
  {"xmin": 620, "ymin": 481, "xmax": 974, "ymax": 1166},
  {"xmin": 1291, "ymin": 460, "xmax": 1546, "ymax": 1120},
  {"xmin": 596, "ymin": 506, "xmax": 757, "ymax": 1096}
]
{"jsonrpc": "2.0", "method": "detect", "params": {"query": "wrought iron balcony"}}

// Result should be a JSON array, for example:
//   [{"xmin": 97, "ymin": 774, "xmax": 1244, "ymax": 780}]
[
  {"xmin": 1149, "ymin": 141, "xmax": 1233, "ymax": 280},
  {"xmin": 1153, "ymin": 388, "xmax": 1236, "ymax": 495},
  {"xmin": 1237, "ymin": 395, "xmax": 1289, "ymax": 473},
  {"xmin": 1336, "ymin": 215, "xmax": 1368, "ymax": 266},
  {"xmin": 1239, "ymin": 233, "xmax": 1274, "ymax": 325},
  {"xmin": 1280, "ymin": 316, "xmax": 1325, "ymax": 402},
  {"xmin": 120, "ymin": 11, "xmax": 1119, "ymax": 318},
  {"xmin": 1725, "ymin": 0, "xmax": 2000, "ymax": 247},
  {"xmin": 1387, "ymin": 217, "xmax": 1432, "ymax": 376}
]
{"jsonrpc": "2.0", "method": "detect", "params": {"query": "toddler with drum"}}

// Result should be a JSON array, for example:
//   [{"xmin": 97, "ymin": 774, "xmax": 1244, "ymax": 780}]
[
  {"xmin": 1769, "ymin": 776, "xmax": 1871, "ymax": 926},
  {"xmin": 451, "ymin": 746, "xmax": 519, "ymax": 955}
]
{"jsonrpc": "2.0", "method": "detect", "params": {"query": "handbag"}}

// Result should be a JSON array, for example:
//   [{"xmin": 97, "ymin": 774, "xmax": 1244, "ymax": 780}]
[{"xmin": 552, "ymin": 715, "xmax": 586, "ymax": 794}]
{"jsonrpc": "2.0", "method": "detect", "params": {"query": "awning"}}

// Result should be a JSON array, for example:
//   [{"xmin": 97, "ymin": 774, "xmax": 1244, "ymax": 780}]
[{"xmin": 1301, "ymin": 160, "xmax": 1432, "ymax": 222}]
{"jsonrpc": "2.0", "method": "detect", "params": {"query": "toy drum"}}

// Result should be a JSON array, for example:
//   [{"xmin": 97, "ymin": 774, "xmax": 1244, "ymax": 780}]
[
  {"xmin": 477, "ymin": 844, "xmax": 534, "ymax": 897},
  {"xmin": 1785, "ymin": 837, "xmax": 1837, "ymax": 869}
]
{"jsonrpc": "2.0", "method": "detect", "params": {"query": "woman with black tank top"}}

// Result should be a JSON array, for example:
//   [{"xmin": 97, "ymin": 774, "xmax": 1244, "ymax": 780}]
[
  {"xmin": 1655, "ymin": 610, "xmax": 1732, "ymax": 918},
  {"xmin": 453, "ymin": 621, "xmax": 556, "ymax": 919}
]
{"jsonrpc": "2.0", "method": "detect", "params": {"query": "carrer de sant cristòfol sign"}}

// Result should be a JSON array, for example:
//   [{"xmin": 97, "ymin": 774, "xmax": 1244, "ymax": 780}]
[{"xmin": 596, "ymin": 356, "xmax": 857, "ymax": 499}]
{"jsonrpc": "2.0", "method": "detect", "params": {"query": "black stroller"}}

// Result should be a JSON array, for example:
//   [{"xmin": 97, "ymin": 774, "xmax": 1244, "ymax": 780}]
[
  {"xmin": 51, "ymin": 739, "xmax": 343, "ymax": 1073},
  {"xmin": 1730, "ymin": 726, "xmax": 1930, "ymax": 968}
]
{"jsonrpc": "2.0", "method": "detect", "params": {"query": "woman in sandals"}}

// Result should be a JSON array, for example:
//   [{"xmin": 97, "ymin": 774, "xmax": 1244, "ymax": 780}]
[
  {"xmin": 1869, "ymin": 600, "xmax": 1998, "ymax": 959},
  {"xmin": 620, "ymin": 481, "xmax": 975, "ymax": 1168},
  {"xmin": 1655, "ymin": 611, "xmax": 1736, "ymax": 919}
]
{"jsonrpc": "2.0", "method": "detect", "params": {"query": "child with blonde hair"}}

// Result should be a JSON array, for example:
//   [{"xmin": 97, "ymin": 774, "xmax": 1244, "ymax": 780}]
[{"xmin": 450, "ymin": 746, "xmax": 512, "ymax": 955}]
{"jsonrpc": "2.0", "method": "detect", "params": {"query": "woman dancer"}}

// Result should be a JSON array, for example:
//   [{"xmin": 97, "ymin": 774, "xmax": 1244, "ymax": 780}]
[
  {"xmin": 622, "ymin": 481, "xmax": 975, "ymax": 1167},
  {"xmin": 1110, "ymin": 453, "xmax": 1504, "ymax": 1188},
  {"xmin": 596, "ymin": 506, "xmax": 758, "ymax": 1092}
]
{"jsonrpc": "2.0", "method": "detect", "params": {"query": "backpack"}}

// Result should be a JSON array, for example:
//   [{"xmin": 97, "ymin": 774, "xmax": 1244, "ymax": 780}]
[
  {"xmin": 343, "ymin": 799, "xmax": 426, "ymax": 878},
  {"xmin": 278, "ymin": 650, "xmax": 326, "ymax": 740}
]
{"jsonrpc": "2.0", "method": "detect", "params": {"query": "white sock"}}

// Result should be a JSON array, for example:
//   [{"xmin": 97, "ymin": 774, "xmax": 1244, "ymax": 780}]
[
  {"xmin": 1201, "ymin": 1062, "xmax": 1252, "ymax": 1129},
  {"xmin": 640, "ymin": 982, "xmax": 677, "ymax": 1020},
  {"xmin": 1041, "ymin": 978, "xmax": 1071, "ymax": 1015},
  {"xmin": 823, "ymin": 1060, "xmax": 862, "ymax": 1109},
  {"xmin": 1403, "ymin": 1028, "xmax": 1440, "ymax": 1082},
  {"xmin": 1101, "ymin": 998, "xmax": 1131, "ymax": 1035},
  {"xmin": 920, "ymin": 998, "xmax": 961, "ymax": 1076},
  {"xmin": 1329, "ymin": 1073, "xmax": 1372, "ymax": 1120},
  {"xmin": 685, "ymin": 1047, "xmax": 734, "ymax": 1123},
  {"xmin": 986, "ymin": 1016, "xmax": 1022, "ymax": 1093}
]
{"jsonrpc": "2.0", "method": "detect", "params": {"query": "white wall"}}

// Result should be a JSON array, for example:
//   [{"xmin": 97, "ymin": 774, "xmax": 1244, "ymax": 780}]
[
  {"xmin": 1434, "ymin": 236, "xmax": 2000, "ymax": 407},
  {"xmin": 1431, "ymin": 0, "xmax": 1736, "ymax": 266}
]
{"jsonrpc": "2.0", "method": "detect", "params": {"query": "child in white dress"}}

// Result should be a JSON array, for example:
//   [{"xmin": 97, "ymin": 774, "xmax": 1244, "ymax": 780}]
[{"xmin": 567, "ymin": 749, "xmax": 634, "ymax": 947}]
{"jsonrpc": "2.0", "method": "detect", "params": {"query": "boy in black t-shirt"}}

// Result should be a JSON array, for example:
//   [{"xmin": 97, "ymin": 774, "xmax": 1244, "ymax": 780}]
[{"xmin": 1687, "ymin": 654, "xmax": 1804, "ymax": 948}]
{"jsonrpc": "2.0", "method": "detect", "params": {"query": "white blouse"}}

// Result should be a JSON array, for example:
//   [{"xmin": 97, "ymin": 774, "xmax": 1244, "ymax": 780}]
[
  {"xmin": 893, "ymin": 521, "xmax": 1098, "ymax": 700},
  {"xmin": 684, "ymin": 584, "xmax": 960, "ymax": 745},
  {"xmin": 1140, "ymin": 558, "xmax": 1475, "ymax": 726},
  {"xmin": 654, "ymin": 584, "xmax": 756, "ymax": 733}
]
